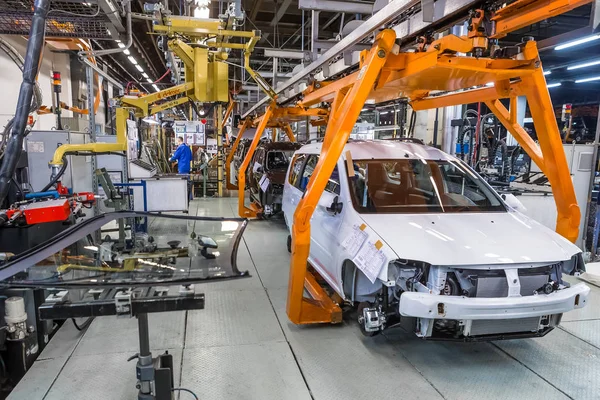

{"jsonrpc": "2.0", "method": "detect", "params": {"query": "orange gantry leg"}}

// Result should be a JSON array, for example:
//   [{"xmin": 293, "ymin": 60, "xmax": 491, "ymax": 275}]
[
  {"xmin": 271, "ymin": 127, "xmax": 278, "ymax": 142},
  {"xmin": 237, "ymin": 102, "xmax": 275, "ymax": 218},
  {"xmin": 282, "ymin": 123, "xmax": 296, "ymax": 142},
  {"xmin": 486, "ymin": 42, "xmax": 580, "ymax": 243},
  {"xmin": 286, "ymin": 29, "xmax": 397, "ymax": 324},
  {"xmin": 225, "ymin": 118, "xmax": 250, "ymax": 191}
]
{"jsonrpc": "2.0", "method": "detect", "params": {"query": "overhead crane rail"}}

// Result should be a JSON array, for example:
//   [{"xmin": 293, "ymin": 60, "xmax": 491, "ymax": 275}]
[{"xmin": 234, "ymin": 0, "xmax": 585, "ymax": 326}]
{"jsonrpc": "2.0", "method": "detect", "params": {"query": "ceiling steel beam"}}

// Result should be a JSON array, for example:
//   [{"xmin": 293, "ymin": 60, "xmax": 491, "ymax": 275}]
[
  {"xmin": 256, "ymin": 70, "xmax": 293, "ymax": 79},
  {"xmin": 271, "ymin": 0, "xmax": 294, "ymax": 26},
  {"xmin": 263, "ymin": 48, "xmax": 306, "ymax": 59},
  {"xmin": 97, "ymin": 0, "xmax": 125, "ymax": 38},
  {"xmin": 81, "ymin": 57, "xmax": 124, "ymax": 90},
  {"xmin": 298, "ymin": 0, "xmax": 374, "ymax": 14},
  {"xmin": 243, "ymin": 0, "xmax": 425, "ymax": 117},
  {"xmin": 312, "ymin": 39, "xmax": 372, "ymax": 51},
  {"xmin": 322, "ymin": 13, "xmax": 342, "ymax": 30},
  {"xmin": 394, "ymin": 0, "xmax": 476, "ymax": 45},
  {"xmin": 250, "ymin": 0, "xmax": 264, "ymax": 20},
  {"xmin": 537, "ymin": 26, "xmax": 594, "ymax": 51}
]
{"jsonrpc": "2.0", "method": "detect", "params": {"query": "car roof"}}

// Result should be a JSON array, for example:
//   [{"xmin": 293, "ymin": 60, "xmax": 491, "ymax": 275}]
[
  {"xmin": 296, "ymin": 139, "xmax": 454, "ymax": 161},
  {"xmin": 259, "ymin": 141, "xmax": 303, "ymax": 151}
]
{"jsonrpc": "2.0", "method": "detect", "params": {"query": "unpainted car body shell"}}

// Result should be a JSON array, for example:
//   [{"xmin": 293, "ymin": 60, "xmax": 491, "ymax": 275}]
[{"xmin": 282, "ymin": 140, "xmax": 588, "ymax": 338}]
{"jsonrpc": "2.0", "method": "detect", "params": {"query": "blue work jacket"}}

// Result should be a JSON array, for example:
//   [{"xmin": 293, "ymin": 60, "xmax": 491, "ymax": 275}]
[{"xmin": 170, "ymin": 143, "xmax": 193, "ymax": 174}]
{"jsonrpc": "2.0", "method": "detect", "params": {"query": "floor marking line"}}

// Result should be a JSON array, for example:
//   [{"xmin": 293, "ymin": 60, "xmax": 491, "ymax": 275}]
[
  {"xmin": 243, "ymin": 236, "xmax": 316, "ymax": 400},
  {"xmin": 491, "ymin": 342, "xmax": 574, "ymax": 399}
]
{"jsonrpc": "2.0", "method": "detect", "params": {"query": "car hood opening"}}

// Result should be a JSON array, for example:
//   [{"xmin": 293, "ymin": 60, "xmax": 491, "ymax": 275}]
[{"xmin": 359, "ymin": 211, "xmax": 581, "ymax": 266}]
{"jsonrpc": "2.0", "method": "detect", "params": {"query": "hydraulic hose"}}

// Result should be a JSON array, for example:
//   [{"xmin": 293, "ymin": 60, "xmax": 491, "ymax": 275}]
[
  {"xmin": 41, "ymin": 156, "xmax": 68, "ymax": 192},
  {"xmin": 0, "ymin": 0, "xmax": 50, "ymax": 205}
]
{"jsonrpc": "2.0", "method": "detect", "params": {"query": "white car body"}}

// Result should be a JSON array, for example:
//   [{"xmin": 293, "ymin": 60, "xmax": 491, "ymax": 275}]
[{"xmin": 282, "ymin": 140, "xmax": 589, "ymax": 340}]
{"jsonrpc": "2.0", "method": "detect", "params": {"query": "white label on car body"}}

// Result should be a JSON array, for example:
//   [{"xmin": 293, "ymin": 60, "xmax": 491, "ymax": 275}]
[
  {"xmin": 341, "ymin": 224, "xmax": 368, "ymax": 258},
  {"xmin": 259, "ymin": 174, "xmax": 270, "ymax": 192},
  {"xmin": 353, "ymin": 240, "xmax": 387, "ymax": 284}
]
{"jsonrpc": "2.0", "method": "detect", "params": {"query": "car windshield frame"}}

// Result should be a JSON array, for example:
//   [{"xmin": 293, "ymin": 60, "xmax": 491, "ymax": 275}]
[
  {"xmin": 265, "ymin": 149, "xmax": 294, "ymax": 171},
  {"xmin": 346, "ymin": 158, "xmax": 506, "ymax": 214}
]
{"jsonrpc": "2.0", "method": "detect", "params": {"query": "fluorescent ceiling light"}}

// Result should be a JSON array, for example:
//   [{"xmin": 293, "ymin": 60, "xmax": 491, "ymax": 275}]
[
  {"xmin": 146, "ymin": 78, "xmax": 153, "ymax": 83},
  {"xmin": 568, "ymin": 60, "xmax": 600, "ymax": 70},
  {"xmin": 152, "ymin": 84, "xmax": 160, "ymax": 92},
  {"xmin": 142, "ymin": 73, "xmax": 149, "ymax": 79},
  {"xmin": 575, "ymin": 76, "xmax": 600, "ymax": 83},
  {"xmin": 135, "ymin": 65, "xmax": 144, "ymax": 72},
  {"xmin": 123, "ymin": 49, "xmax": 130, "ymax": 56},
  {"xmin": 547, "ymin": 82, "xmax": 561, "ymax": 88},
  {"xmin": 379, "ymin": 111, "xmax": 389, "ymax": 115},
  {"xmin": 485, "ymin": 82, "xmax": 494, "ymax": 87},
  {"xmin": 117, "ymin": 42, "xmax": 125, "ymax": 49},
  {"xmin": 128, "ymin": 56, "xmax": 137, "ymax": 65},
  {"xmin": 361, "ymin": 108, "xmax": 368, "ymax": 112},
  {"xmin": 543, "ymin": 70, "xmax": 551, "ymax": 75},
  {"xmin": 555, "ymin": 34, "xmax": 600, "ymax": 50}
]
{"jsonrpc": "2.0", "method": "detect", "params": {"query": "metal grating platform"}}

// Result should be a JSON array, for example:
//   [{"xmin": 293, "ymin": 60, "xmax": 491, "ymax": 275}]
[
  {"xmin": 8, "ymin": 197, "xmax": 600, "ymax": 400},
  {"xmin": 0, "ymin": 0, "xmax": 120, "ymax": 39}
]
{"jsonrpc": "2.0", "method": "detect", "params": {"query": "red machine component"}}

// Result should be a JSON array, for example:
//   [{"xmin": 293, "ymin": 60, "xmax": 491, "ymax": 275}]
[
  {"xmin": 20, "ymin": 199, "xmax": 72, "ymax": 225},
  {"xmin": 55, "ymin": 182, "xmax": 70, "ymax": 196},
  {"xmin": 71, "ymin": 192, "xmax": 96, "ymax": 204}
]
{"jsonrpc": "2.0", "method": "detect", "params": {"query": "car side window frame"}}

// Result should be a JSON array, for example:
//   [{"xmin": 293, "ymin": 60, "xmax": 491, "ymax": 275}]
[
  {"xmin": 298, "ymin": 154, "xmax": 319, "ymax": 193},
  {"xmin": 288, "ymin": 153, "xmax": 307, "ymax": 188}
]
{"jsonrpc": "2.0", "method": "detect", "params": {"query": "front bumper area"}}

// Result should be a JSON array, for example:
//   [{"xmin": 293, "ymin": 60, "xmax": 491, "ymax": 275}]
[{"xmin": 399, "ymin": 283, "xmax": 590, "ymax": 320}]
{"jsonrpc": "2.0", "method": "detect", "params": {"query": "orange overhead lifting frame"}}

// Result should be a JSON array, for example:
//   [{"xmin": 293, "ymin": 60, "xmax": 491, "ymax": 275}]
[{"xmin": 231, "ymin": 0, "xmax": 590, "ymax": 325}]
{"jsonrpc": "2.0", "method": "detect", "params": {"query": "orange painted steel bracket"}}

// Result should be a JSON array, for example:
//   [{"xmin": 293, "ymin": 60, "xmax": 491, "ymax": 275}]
[
  {"xmin": 491, "ymin": 0, "xmax": 593, "ymax": 39},
  {"xmin": 286, "ymin": 29, "xmax": 396, "ymax": 325},
  {"xmin": 225, "ymin": 118, "xmax": 251, "ymax": 190},
  {"xmin": 223, "ymin": 97, "xmax": 235, "ymax": 124},
  {"xmin": 237, "ymin": 103, "xmax": 275, "ymax": 218},
  {"xmin": 282, "ymin": 123, "xmax": 296, "ymax": 142},
  {"xmin": 407, "ymin": 40, "xmax": 579, "ymax": 243}
]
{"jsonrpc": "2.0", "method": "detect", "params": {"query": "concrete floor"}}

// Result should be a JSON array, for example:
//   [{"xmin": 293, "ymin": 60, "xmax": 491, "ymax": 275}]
[{"xmin": 9, "ymin": 197, "xmax": 600, "ymax": 400}]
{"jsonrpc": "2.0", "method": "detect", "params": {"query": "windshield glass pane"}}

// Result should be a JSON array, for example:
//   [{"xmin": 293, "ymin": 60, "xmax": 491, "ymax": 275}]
[
  {"xmin": 266, "ymin": 150, "xmax": 294, "ymax": 171},
  {"xmin": 0, "ymin": 212, "xmax": 249, "ymax": 288},
  {"xmin": 347, "ymin": 159, "xmax": 505, "ymax": 214}
]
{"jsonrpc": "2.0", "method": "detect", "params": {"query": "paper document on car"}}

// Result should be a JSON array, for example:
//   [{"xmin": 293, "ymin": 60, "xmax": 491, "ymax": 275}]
[
  {"xmin": 353, "ymin": 240, "xmax": 387, "ymax": 283},
  {"xmin": 341, "ymin": 224, "xmax": 368, "ymax": 258},
  {"xmin": 259, "ymin": 174, "xmax": 270, "ymax": 192}
]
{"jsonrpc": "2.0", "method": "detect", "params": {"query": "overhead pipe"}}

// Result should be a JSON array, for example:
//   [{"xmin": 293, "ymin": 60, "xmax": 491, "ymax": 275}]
[
  {"xmin": 77, "ymin": 0, "xmax": 133, "ymax": 58},
  {"xmin": 0, "ymin": 0, "xmax": 50, "ymax": 205}
]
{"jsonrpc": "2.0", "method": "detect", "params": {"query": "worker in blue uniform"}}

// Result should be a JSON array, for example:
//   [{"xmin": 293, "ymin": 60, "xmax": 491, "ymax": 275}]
[
  {"xmin": 170, "ymin": 136, "xmax": 193, "ymax": 202},
  {"xmin": 170, "ymin": 136, "xmax": 193, "ymax": 174}
]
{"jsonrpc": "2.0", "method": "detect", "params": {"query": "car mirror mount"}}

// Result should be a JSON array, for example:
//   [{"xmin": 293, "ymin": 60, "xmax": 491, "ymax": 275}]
[
  {"xmin": 326, "ymin": 195, "xmax": 343, "ymax": 215},
  {"xmin": 501, "ymin": 193, "xmax": 527, "ymax": 213}
]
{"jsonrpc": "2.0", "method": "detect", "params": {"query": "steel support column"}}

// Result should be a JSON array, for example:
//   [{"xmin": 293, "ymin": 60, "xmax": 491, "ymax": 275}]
[
  {"xmin": 225, "ymin": 119, "xmax": 250, "ymax": 190},
  {"xmin": 238, "ymin": 103, "xmax": 275, "ymax": 218},
  {"xmin": 216, "ymin": 104, "xmax": 224, "ymax": 197}
]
